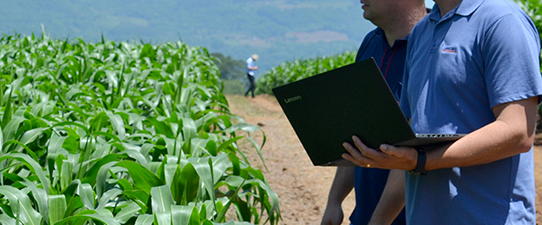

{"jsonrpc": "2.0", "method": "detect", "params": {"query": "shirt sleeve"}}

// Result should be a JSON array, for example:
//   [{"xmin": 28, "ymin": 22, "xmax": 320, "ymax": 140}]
[{"xmin": 482, "ymin": 12, "xmax": 542, "ymax": 107}]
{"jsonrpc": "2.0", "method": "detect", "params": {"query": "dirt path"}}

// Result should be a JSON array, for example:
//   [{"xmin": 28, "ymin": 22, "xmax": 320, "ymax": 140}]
[{"xmin": 226, "ymin": 94, "xmax": 542, "ymax": 225}]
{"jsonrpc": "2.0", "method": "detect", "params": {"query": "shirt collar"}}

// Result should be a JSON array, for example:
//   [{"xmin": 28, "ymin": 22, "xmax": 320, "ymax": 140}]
[
  {"xmin": 375, "ymin": 27, "xmax": 409, "ymax": 43},
  {"xmin": 429, "ymin": 0, "xmax": 484, "ymax": 21},
  {"xmin": 456, "ymin": 0, "xmax": 484, "ymax": 16}
]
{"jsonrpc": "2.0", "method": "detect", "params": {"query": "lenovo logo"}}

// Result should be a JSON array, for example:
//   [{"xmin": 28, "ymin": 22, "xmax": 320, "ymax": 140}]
[{"xmin": 284, "ymin": 95, "xmax": 302, "ymax": 103}]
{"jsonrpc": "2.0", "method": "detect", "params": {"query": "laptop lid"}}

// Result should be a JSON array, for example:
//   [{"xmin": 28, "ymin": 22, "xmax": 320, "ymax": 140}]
[{"xmin": 272, "ymin": 58, "xmax": 463, "ymax": 166}]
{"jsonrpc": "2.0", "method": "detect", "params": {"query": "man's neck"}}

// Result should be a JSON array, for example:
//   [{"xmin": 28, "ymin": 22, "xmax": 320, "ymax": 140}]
[
  {"xmin": 382, "ymin": 7, "xmax": 428, "ymax": 47},
  {"xmin": 435, "ymin": 0, "xmax": 462, "ymax": 17}
]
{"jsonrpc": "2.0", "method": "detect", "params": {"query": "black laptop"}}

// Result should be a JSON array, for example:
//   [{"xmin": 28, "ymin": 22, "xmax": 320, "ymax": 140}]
[{"xmin": 272, "ymin": 58, "xmax": 465, "ymax": 166}]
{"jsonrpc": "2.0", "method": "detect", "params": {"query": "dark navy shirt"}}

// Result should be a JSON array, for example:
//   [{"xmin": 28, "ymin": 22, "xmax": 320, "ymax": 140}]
[{"xmin": 350, "ymin": 27, "xmax": 407, "ymax": 225}]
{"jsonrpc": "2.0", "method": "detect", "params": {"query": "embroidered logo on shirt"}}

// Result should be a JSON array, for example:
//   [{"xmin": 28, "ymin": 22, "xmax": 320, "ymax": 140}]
[{"xmin": 442, "ymin": 45, "xmax": 457, "ymax": 54}]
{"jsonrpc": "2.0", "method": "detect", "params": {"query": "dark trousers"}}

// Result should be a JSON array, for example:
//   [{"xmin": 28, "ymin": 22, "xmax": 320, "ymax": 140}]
[{"xmin": 244, "ymin": 73, "xmax": 255, "ymax": 97}]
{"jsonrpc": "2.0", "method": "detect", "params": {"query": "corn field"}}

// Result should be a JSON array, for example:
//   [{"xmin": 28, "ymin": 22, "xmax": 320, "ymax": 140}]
[
  {"xmin": 255, "ymin": 51, "xmax": 356, "ymax": 94},
  {"xmin": 0, "ymin": 31, "xmax": 280, "ymax": 225}
]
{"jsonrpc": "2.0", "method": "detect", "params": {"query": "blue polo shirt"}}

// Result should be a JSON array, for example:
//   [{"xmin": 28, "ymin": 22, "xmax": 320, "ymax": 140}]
[
  {"xmin": 400, "ymin": 0, "xmax": 542, "ymax": 224},
  {"xmin": 246, "ymin": 57, "xmax": 256, "ymax": 76},
  {"xmin": 350, "ymin": 27, "xmax": 407, "ymax": 225}
]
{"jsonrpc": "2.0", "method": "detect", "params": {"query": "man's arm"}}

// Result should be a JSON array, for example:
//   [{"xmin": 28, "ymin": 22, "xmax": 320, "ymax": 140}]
[
  {"xmin": 321, "ymin": 166, "xmax": 355, "ymax": 225},
  {"xmin": 341, "ymin": 97, "xmax": 539, "ymax": 171},
  {"xmin": 368, "ymin": 169, "xmax": 405, "ymax": 225}
]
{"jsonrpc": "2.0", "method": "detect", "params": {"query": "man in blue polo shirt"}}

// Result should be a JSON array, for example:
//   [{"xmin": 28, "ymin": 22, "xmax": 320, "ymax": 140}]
[
  {"xmin": 320, "ymin": 0, "xmax": 427, "ymax": 224},
  {"xmin": 342, "ymin": 0, "xmax": 542, "ymax": 224}
]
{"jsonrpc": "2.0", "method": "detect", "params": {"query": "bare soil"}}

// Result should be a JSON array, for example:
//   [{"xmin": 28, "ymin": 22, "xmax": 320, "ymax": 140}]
[{"xmin": 226, "ymin": 94, "xmax": 542, "ymax": 225}]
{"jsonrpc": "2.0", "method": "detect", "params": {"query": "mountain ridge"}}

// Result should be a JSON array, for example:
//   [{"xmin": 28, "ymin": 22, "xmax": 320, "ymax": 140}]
[{"xmin": 0, "ymin": 0, "xmax": 376, "ymax": 73}]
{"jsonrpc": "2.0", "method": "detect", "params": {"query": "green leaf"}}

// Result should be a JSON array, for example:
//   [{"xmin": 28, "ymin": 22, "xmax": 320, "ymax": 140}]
[
  {"xmin": 0, "ymin": 126, "xmax": 4, "ymax": 154},
  {"xmin": 0, "ymin": 214, "xmax": 16, "ymax": 225},
  {"xmin": 64, "ymin": 197, "xmax": 84, "ymax": 219},
  {"xmin": 114, "ymin": 202, "xmax": 141, "ymax": 224},
  {"xmin": 178, "ymin": 163, "xmax": 199, "ymax": 205},
  {"xmin": 123, "ymin": 149, "xmax": 150, "ymax": 168},
  {"xmin": 170, "ymin": 164, "xmax": 183, "ymax": 204},
  {"xmin": 221, "ymin": 123, "xmax": 260, "ymax": 134},
  {"xmin": 2, "ymin": 116, "xmax": 25, "ymax": 145},
  {"xmin": 0, "ymin": 186, "xmax": 42, "ymax": 225},
  {"xmin": 105, "ymin": 110, "xmax": 126, "ymax": 140},
  {"xmin": 60, "ymin": 160, "xmax": 73, "ymax": 190},
  {"xmin": 0, "ymin": 153, "xmax": 50, "ymax": 194},
  {"xmin": 205, "ymin": 139, "xmax": 217, "ymax": 156},
  {"xmin": 117, "ymin": 178, "xmax": 133, "ymax": 191},
  {"xmin": 147, "ymin": 117, "xmax": 174, "ymax": 138},
  {"xmin": 244, "ymin": 135, "xmax": 268, "ymax": 171},
  {"xmin": 48, "ymin": 195, "xmax": 67, "ymax": 225},
  {"xmin": 227, "ymin": 153, "xmax": 241, "ymax": 176},
  {"xmin": 182, "ymin": 117, "xmax": 197, "ymax": 143},
  {"xmin": 188, "ymin": 157, "xmax": 215, "ymax": 211},
  {"xmin": 47, "ymin": 132, "xmax": 67, "ymax": 154},
  {"xmin": 78, "ymin": 182, "xmax": 95, "ymax": 210},
  {"xmin": 97, "ymin": 188, "xmax": 122, "ymax": 210},
  {"xmin": 116, "ymin": 161, "xmax": 164, "ymax": 194},
  {"xmin": 81, "ymin": 154, "xmax": 126, "ymax": 185},
  {"xmin": 163, "ymin": 164, "xmax": 178, "ymax": 186},
  {"xmin": 216, "ymin": 136, "xmax": 243, "ymax": 153},
  {"xmin": 21, "ymin": 180, "xmax": 48, "ymax": 220},
  {"xmin": 95, "ymin": 161, "xmax": 117, "ymax": 198},
  {"xmin": 54, "ymin": 209, "xmax": 121, "ymax": 225},
  {"xmin": 52, "ymin": 121, "xmax": 89, "ymax": 134},
  {"xmin": 171, "ymin": 205, "xmax": 200, "ymax": 225},
  {"xmin": 134, "ymin": 214, "xmax": 154, "ymax": 225},
  {"xmin": 151, "ymin": 185, "xmax": 174, "ymax": 213},
  {"xmin": 89, "ymin": 111, "xmax": 109, "ymax": 132},
  {"xmin": 122, "ymin": 190, "xmax": 149, "ymax": 207},
  {"xmin": 154, "ymin": 211, "xmax": 171, "ymax": 225},
  {"xmin": 92, "ymin": 131, "xmax": 122, "ymax": 143}
]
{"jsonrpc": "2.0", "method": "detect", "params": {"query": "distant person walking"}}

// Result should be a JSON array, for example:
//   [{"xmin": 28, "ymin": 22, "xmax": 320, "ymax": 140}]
[{"xmin": 244, "ymin": 54, "xmax": 259, "ymax": 98}]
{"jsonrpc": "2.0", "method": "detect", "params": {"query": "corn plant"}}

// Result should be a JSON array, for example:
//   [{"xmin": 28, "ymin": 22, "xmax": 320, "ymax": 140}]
[
  {"xmin": 255, "ymin": 51, "xmax": 356, "ymax": 94},
  {"xmin": 0, "ymin": 31, "xmax": 280, "ymax": 225}
]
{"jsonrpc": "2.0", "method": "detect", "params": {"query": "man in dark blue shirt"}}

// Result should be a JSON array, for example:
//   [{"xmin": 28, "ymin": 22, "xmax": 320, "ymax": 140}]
[{"xmin": 321, "ymin": 0, "xmax": 427, "ymax": 224}]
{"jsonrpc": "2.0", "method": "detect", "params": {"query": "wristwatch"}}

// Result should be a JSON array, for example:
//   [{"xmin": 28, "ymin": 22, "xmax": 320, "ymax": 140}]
[{"xmin": 409, "ymin": 147, "xmax": 427, "ymax": 175}]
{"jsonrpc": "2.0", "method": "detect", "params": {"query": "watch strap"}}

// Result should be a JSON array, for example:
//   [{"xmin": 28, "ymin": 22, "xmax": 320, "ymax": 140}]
[{"xmin": 409, "ymin": 147, "xmax": 427, "ymax": 175}]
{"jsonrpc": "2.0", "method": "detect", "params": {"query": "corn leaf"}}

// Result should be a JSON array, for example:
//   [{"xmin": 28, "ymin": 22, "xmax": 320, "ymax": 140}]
[
  {"xmin": 178, "ymin": 162, "xmax": 199, "ymax": 205},
  {"xmin": 0, "ymin": 153, "xmax": 50, "ymax": 193},
  {"xmin": 97, "ymin": 188, "xmax": 122, "ymax": 210},
  {"xmin": 154, "ymin": 211, "xmax": 171, "ymax": 225},
  {"xmin": 54, "ymin": 209, "xmax": 120, "ymax": 225},
  {"xmin": 0, "ymin": 186, "xmax": 42, "ymax": 225},
  {"xmin": 48, "ymin": 195, "xmax": 67, "ymax": 225},
  {"xmin": 77, "ymin": 182, "xmax": 95, "ymax": 210},
  {"xmin": 114, "ymin": 202, "xmax": 141, "ymax": 224},
  {"xmin": 134, "ymin": 214, "xmax": 154, "ymax": 225},
  {"xmin": 151, "ymin": 185, "xmax": 174, "ymax": 213},
  {"xmin": 171, "ymin": 205, "xmax": 201, "ymax": 225},
  {"xmin": 116, "ymin": 161, "xmax": 164, "ymax": 194}
]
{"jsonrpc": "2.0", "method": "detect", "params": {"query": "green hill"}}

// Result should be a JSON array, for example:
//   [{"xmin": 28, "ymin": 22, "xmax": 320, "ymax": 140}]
[{"xmin": 0, "ymin": 0, "xmax": 376, "ymax": 74}]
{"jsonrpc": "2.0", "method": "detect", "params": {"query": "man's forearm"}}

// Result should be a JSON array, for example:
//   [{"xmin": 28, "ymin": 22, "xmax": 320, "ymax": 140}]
[
  {"xmin": 343, "ymin": 97, "xmax": 539, "ymax": 172},
  {"xmin": 368, "ymin": 169, "xmax": 405, "ymax": 225},
  {"xmin": 326, "ymin": 166, "xmax": 355, "ymax": 205},
  {"xmin": 321, "ymin": 167, "xmax": 356, "ymax": 225},
  {"xmin": 425, "ymin": 97, "xmax": 538, "ymax": 170}
]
